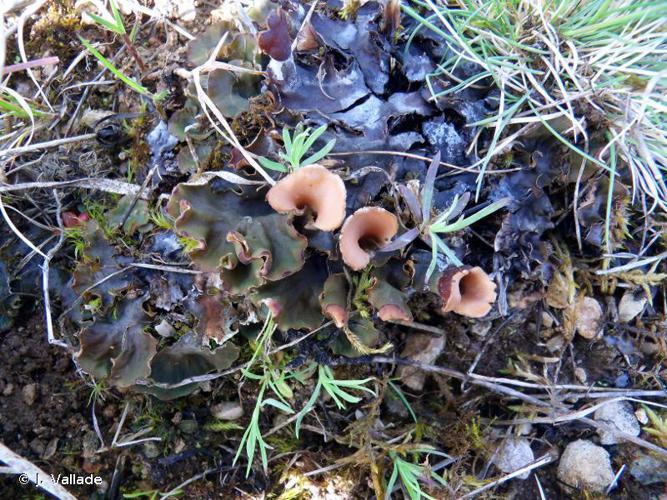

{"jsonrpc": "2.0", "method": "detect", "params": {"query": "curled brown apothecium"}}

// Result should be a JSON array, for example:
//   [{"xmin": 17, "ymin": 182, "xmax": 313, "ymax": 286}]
[
  {"xmin": 266, "ymin": 164, "xmax": 347, "ymax": 231},
  {"xmin": 436, "ymin": 266, "xmax": 497, "ymax": 318},
  {"xmin": 339, "ymin": 207, "xmax": 398, "ymax": 271}
]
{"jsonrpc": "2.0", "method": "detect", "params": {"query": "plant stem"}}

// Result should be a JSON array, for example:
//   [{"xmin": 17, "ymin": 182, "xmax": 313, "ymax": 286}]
[{"xmin": 122, "ymin": 33, "xmax": 146, "ymax": 73}]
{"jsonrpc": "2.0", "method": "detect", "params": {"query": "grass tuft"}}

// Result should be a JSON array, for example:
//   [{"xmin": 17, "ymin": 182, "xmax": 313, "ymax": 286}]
[{"xmin": 403, "ymin": 0, "xmax": 667, "ymax": 211}]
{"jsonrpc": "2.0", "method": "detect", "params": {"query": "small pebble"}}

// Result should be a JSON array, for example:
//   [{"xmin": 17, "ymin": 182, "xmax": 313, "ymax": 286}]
[
  {"xmin": 594, "ymin": 400, "xmax": 640, "ymax": 445},
  {"xmin": 29, "ymin": 438, "xmax": 45, "ymax": 456},
  {"xmin": 43, "ymin": 438, "xmax": 58, "ymax": 459},
  {"xmin": 635, "ymin": 407, "xmax": 648, "ymax": 425},
  {"xmin": 574, "ymin": 367, "xmax": 587, "ymax": 384},
  {"xmin": 397, "ymin": 334, "xmax": 446, "ymax": 391},
  {"xmin": 557, "ymin": 439, "xmax": 615, "ymax": 492},
  {"xmin": 211, "ymin": 401, "xmax": 244, "ymax": 421},
  {"xmin": 618, "ymin": 290, "xmax": 646, "ymax": 323},
  {"xmin": 630, "ymin": 451, "xmax": 667, "ymax": 485},
  {"xmin": 493, "ymin": 438, "xmax": 534, "ymax": 480},
  {"xmin": 155, "ymin": 320, "xmax": 176, "ymax": 338},
  {"xmin": 575, "ymin": 297, "xmax": 603, "ymax": 339},
  {"xmin": 22, "ymin": 383, "xmax": 37, "ymax": 406}
]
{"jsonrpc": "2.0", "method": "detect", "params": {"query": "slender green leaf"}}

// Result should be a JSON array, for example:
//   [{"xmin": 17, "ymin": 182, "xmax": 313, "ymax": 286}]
[
  {"xmin": 282, "ymin": 127, "xmax": 292, "ymax": 155},
  {"xmin": 432, "ymin": 197, "xmax": 510, "ymax": 233},
  {"xmin": 257, "ymin": 156, "xmax": 288, "ymax": 172},
  {"xmin": 388, "ymin": 380, "xmax": 417, "ymax": 423},
  {"xmin": 301, "ymin": 124, "xmax": 328, "ymax": 153},
  {"xmin": 262, "ymin": 398, "xmax": 294, "ymax": 413},
  {"xmin": 79, "ymin": 37, "xmax": 148, "ymax": 95},
  {"xmin": 87, "ymin": 12, "xmax": 124, "ymax": 35},
  {"xmin": 301, "ymin": 138, "xmax": 336, "ymax": 166},
  {"xmin": 110, "ymin": 0, "xmax": 126, "ymax": 35}
]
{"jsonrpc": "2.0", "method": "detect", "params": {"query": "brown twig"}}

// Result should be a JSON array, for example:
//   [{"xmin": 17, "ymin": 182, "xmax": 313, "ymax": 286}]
[
  {"xmin": 333, "ymin": 355, "xmax": 552, "ymax": 408},
  {"xmin": 122, "ymin": 33, "xmax": 146, "ymax": 73}
]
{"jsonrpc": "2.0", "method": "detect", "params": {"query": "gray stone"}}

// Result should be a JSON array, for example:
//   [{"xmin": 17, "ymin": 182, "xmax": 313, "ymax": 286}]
[
  {"xmin": 557, "ymin": 440, "xmax": 615, "ymax": 492},
  {"xmin": 594, "ymin": 401, "xmax": 640, "ymax": 445},
  {"xmin": 179, "ymin": 419, "xmax": 198, "ymax": 434},
  {"xmin": 618, "ymin": 290, "xmax": 646, "ymax": 323},
  {"xmin": 155, "ymin": 320, "xmax": 176, "ymax": 338},
  {"xmin": 629, "ymin": 451, "xmax": 667, "ymax": 485},
  {"xmin": 397, "ymin": 334, "xmax": 446, "ymax": 391},
  {"xmin": 143, "ymin": 441, "xmax": 161, "ymax": 459},
  {"xmin": 211, "ymin": 401, "xmax": 244, "ymax": 421},
  {"xmin": 493, "ymin": 438, "xmax": 534, "ymax": 480}
]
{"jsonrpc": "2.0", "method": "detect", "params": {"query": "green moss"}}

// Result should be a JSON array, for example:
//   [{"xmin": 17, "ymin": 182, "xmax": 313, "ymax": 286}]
[{"xmin": 27, "ymin": 0, "xmax": 83, "ymax": 62}]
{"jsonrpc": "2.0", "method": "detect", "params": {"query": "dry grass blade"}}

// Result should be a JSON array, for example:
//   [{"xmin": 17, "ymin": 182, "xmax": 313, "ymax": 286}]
[
  {"xmin": 405, "ymin": 0, "xmax": 667, "ymax": 211},
  {"xmin": 0, "ymin": 442, "xmax": 76, "ymax": 499},
  {"xmin": 188, "ymin": 32, "xmax": 275, "ymax": 185},
  {"xmin": 460, "ymin": 454, "xmax": 554, "ymax": 498}
]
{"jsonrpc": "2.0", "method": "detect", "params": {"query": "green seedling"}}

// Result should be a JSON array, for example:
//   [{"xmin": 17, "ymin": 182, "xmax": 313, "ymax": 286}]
[
  {"xmin": 294, "ymin": 364, "xmax": 375, "ymax": 437},
  {"xmin": 382, "ymin": 153, "xmax": 509, "ymax": 282},
  {"xmin": 258, "ymin": 124, "xmax": 336, "ymax": 173},
  {"xmin": 149, "ymin": 208, "xmax": 173, "ymax": 231},
  {"xmin": 87, "ymin": 378, "xmax": 108, "ymax": 406},
  {"xmin": 81, "ymin": 0, "xmax": 161, "ymax": 98},
  {"xmin": 386, "ymin": 448, "xmax": 448, "ymax": 500},
  {"xmin": 234, "ymin": 312, "xmax": 295, "ymax": 477}
]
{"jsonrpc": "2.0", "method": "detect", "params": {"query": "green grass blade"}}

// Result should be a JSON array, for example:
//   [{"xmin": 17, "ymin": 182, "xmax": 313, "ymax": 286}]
[
  {"xmin": 432, "ymin": 197, "xmax": 510, "ymax": 233},
  {"xmin": 80, "ymin": 37, "xmax": 149, "ymax": 95},
  {"xmin": 87, "ymin": 12, "xmax": 124, "ymax": 35},
  {"xmin": 388, "ymin": 380, "xmax": 417, "ymax": 423},
  {"xmin": 110, "ymin": 0, "xmax": 127, "ymax": 35},
  {"xmin": 282, "ymin": 127, "xmax": 292, "ymax": 155}
]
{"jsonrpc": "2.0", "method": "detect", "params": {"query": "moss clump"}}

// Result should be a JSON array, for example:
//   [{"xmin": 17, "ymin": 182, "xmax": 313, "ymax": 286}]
[
  {"xmin": 125, "ymin": 113, "xmax": 152, "ymax": 181},
  {"xmin": 27, "ymin": 0, "xmax": 82, "ymax": 62}
]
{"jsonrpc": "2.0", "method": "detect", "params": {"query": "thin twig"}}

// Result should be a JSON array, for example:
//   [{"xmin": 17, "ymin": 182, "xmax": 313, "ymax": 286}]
[
  {"xmin": 91, "ymin": 399, "xmax": 106, "ymax": 449},
  {"xmin": 42, "ymin": 190, "xmax": 69, "ymax": 349},
  {"xmin": 118, "ymin": 164, "xmax": 157, "ymax": 229},
  {"xmin": 0, "ymin": 177, "xmax": 143, "ymax": 196},
  {"xmin": 386, "ymin": 319, "xmax": 446, "ymax": 335},
  {"xmin": 130, "ymin": 262, "xmax": 201, "ymax": 274},
  {"xmin": 332, "ymin": 355, "xmax": 552, "ymax": 408},
  {"xmin": 328, "ymin": 150, "xmax": 521, "ymax": 174},
  {"xmin": 1, "ymin": 55, "xmax": 59, "ymax": 75},
  {"xmin": 0, "ymin": 133, "xmax": 96, "ymax": 157},
  {"xmin": 160, "ymin": 468, "xmax": 217, "ymax": 499},
  {"xmin": 460, "ymin": 454, "xmax": 554, "ymax": 498}
]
